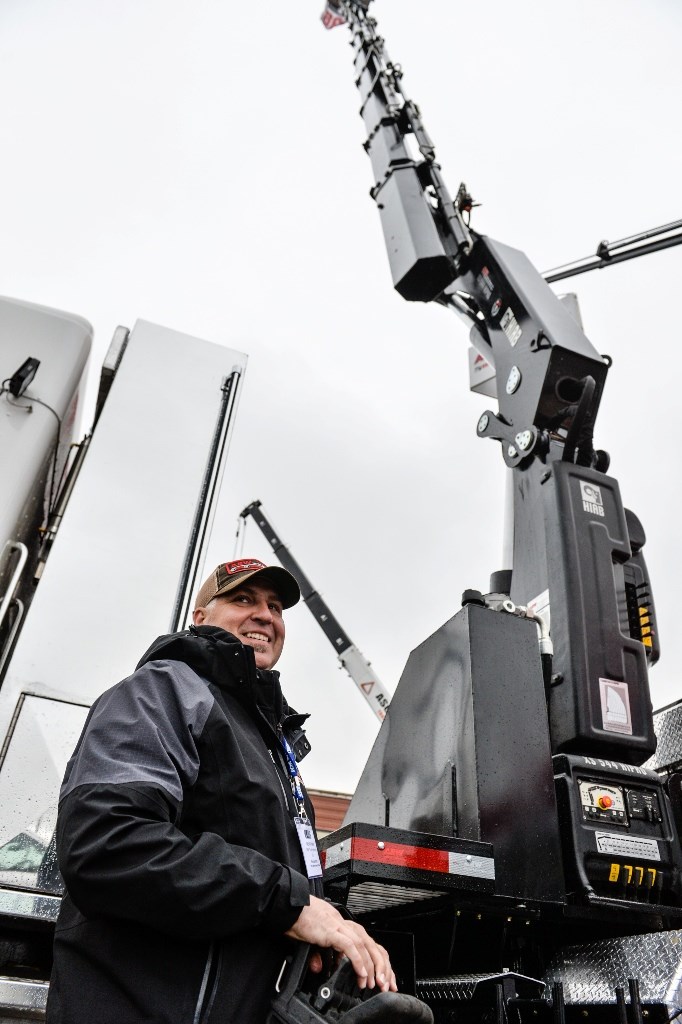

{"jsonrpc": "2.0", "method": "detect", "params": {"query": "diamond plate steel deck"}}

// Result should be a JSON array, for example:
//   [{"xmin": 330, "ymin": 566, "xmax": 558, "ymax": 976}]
[
  {"xmin": 646, "ymin": 702, "xmax": 682, "ymax": 772},
  {"xmin": 543, "ymin": 930, "xmax": 682, "ymax": 1007},
  {"xmin": 417, "ymin": 972, "xmax": 544, "ymax": 1003}
]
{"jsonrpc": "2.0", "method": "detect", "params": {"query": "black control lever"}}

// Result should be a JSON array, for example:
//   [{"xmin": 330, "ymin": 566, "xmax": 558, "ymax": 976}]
[{"xmin": 268, "ymin": 944, "xmax": 433, "ymax": 1023}]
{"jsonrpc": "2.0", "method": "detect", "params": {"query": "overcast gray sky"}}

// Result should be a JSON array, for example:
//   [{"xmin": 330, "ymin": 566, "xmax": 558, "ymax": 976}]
[{"xmin": 1, "ymin": 0, "xmax": 681, "ymax": 792}]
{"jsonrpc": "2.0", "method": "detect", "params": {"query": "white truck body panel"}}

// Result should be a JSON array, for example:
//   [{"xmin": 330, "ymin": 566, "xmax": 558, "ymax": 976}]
[{"xmin": 0, "ymin": 318, "xmax": 246, "ymax": 897}]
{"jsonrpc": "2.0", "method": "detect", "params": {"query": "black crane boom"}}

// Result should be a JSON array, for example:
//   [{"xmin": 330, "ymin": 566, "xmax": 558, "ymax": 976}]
[{"xmin": 240, "ymin": 500, "xmax": 391, "ymax": 721}]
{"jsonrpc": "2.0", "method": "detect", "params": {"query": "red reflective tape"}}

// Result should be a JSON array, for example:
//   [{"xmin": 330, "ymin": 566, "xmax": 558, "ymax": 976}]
[{"xmin": 351, "ymin": 837, "xmax": 450, "ymax": 873}]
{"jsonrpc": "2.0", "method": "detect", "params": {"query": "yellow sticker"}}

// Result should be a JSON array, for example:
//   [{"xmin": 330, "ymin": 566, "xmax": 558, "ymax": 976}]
[
  {"xmin": 640, "ymin": 608, "xmax": 653, "ymax": 646},
  {"xmin": 624, "ymin": 864, "xmax": 633, "ymax": 883},
  {"xmin": 635, "ymin": 866, "xmax": 644, "ymax": 885},
  {"xmin": 609, "ymin": 863, "xmax": 620, "ymax": 882},
  {"xmin": 648, "ymin": 868, "xmax": 657, "ymax": 886}
]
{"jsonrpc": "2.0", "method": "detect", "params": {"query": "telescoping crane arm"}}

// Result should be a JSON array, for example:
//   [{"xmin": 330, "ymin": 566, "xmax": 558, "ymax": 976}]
[
  {"xmin": 341, "ymin": 0, "xmax": 608, "ymax": 468},
  {"xmin": 333, "ymin": 2, "xmax": 659, "ymax": 763},
  {"xmin": 240, "ymin": 501, "xmax": 392, "ymax": 722}
]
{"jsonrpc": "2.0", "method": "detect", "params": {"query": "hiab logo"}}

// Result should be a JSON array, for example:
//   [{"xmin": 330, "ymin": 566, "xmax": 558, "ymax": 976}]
[{"xmin": 579, "ymin": 480, "xmax": 605, "ymax": 517}]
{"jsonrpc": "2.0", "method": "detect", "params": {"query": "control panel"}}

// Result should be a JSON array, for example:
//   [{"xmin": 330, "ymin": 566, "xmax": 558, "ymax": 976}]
[
  {"xmin": 578, "ymin": 779, "xmax": 662, "ymax": 827},
  {"xmin": 554, "ymin": 754, "xmax": 682, "ymax": 913}
]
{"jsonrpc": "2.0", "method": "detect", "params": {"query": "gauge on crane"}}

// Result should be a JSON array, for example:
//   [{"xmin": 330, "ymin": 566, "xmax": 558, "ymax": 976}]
[{"xmin": 578, "ymin": 780, "xmax": 626, "ymax": 823}]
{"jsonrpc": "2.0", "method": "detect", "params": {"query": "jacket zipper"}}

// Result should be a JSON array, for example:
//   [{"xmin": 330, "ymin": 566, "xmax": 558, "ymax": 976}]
[
  {"xmin": 268, "ymin": 747, "xmax": 293, "ymax": 813},
  {"xmin": 193, "ymin": 942, "xmax": 215, "ymax": 1024}
]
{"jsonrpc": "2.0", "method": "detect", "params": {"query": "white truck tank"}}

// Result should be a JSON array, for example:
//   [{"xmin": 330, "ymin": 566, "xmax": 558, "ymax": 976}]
[{"xmin": 0, "ymin": 297, "xmax": 92, "ymax": 673}]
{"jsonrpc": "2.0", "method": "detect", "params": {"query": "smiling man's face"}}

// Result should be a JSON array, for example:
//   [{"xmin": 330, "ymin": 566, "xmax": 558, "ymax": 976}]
[{"xmin": 192, "ymin": 580, "xmax": 285, "ymax": 670}]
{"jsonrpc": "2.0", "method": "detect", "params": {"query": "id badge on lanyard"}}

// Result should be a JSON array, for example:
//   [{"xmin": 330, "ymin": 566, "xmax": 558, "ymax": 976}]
[{"xmin": 280, "ymin": 735, "xmax": 323, "ymax": 879}]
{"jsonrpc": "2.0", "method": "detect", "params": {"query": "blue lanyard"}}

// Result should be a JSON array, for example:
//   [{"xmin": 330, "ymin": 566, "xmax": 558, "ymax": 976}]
[{"xmin": 280, "ymin": 735, "xmax": 308, "ymax": 821}]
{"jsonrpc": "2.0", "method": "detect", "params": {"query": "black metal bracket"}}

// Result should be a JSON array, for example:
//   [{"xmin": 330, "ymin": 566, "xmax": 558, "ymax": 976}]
[{"xmin": 476, "ymin": 410, "xmax": 544, "ymax": 468}]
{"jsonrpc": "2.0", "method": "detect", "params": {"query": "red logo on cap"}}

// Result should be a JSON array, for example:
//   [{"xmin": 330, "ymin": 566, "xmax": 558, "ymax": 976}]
[{"xmin": 224, "ymin": 559, "xmax": 267, "ymax": 575}]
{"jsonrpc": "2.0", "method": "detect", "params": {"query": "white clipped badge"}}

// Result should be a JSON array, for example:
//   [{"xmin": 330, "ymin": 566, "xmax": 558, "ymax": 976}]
[{"xmin": 295, "ymin": 817, "xmax": 323, "ymax": 878}]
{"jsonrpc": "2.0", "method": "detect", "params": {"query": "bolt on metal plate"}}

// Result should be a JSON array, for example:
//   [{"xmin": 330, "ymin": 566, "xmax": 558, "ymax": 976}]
[{"xmin": 506, "ymin": 366, "xmax": 521, "ymax": 394}]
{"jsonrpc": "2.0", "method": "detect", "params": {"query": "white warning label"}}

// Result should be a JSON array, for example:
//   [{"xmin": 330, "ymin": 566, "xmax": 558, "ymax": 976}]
[
  {"xmin": 595, "ymin": 832, "xmax": 660, "ymax": 862},
  {"xmin": 599, "ymin": 678, "xmax": 633, "ymax": 736},
  {"xmin": 500, "ymin": 307, "xmax": 522, "ymax": 347}
]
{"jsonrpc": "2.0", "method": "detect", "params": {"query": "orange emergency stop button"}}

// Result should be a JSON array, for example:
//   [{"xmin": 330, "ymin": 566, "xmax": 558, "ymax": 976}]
[{"xmin": 597, "ymin": 795, "xmax": 613, "ymax": 809}]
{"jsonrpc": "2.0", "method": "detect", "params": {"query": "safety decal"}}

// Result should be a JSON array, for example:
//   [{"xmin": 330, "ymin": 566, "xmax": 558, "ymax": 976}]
[
  {"xmin": 599, "ymin": 678, "xmax": 633, "ymax": 736},
  {"xmin": 477, "ymin": 267, "xmax": 495, "ymax": 296},
  {"xmin": 500, "ymin": 307, "xmax": 522, "ymax": 347},
  {"xmin": 595, "ymin": 832, "xmax": 660, "ymax": 862}
]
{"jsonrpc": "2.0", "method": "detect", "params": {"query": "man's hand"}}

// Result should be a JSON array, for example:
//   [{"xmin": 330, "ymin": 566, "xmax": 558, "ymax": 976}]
[{"xmin": 285, "ymin": 895, "xmax": 397, "ymax": 992}]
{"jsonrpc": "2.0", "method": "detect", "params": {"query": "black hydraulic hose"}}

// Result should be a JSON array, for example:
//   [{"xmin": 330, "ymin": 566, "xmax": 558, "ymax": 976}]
[{"xmin": 541, "ymin": 652, "xmax": 553, "ymax": 705}]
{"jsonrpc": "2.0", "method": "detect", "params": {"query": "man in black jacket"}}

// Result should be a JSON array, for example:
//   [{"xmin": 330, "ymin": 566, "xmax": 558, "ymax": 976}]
[{"xmin": 47, "ymin": 558, "xmax": 395, "ymax": 1024}]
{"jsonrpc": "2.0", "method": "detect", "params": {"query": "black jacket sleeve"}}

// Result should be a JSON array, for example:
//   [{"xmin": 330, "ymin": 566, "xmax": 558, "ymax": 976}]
[{"xmin": 56, "ymin": 661, "xmax": 311, "ymax": 941}]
